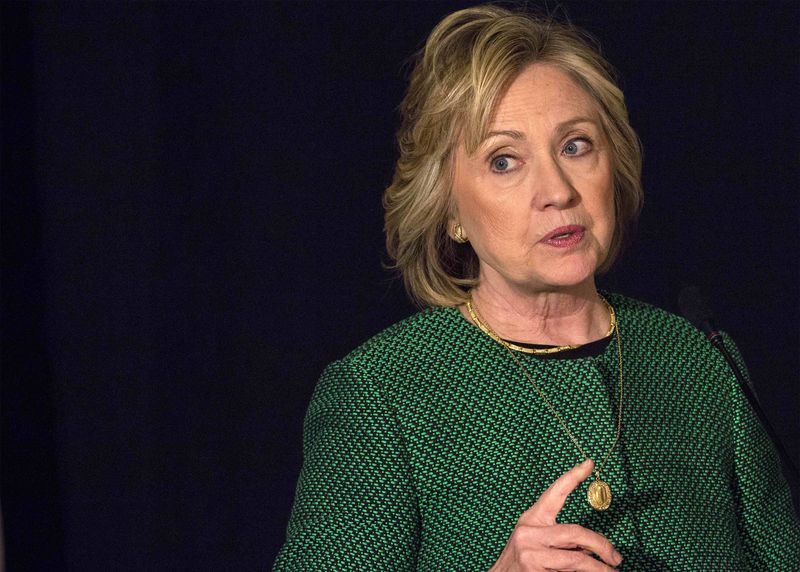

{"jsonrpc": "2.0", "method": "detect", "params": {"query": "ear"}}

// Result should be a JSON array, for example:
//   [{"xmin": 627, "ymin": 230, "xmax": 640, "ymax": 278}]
[
  {"xmin": 446, "ymin": 184, "xmax": 467, "ymax": 243},
  {"xmin": 449, "ymin": 220, "xmax": 469, "ymax": 244},
  {"xmin": 446, "ymin": 215, "xmax": 458, "ymax": 240},
  {"xmin": 446, "ymin": 201, "xmax": 462, "ymax": 241}
]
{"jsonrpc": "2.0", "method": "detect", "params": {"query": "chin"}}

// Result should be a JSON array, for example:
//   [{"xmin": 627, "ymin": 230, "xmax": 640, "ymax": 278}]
[
  {"xmin": 534, "ymin": 262, "xmax": 599, "ymax": 290},
  {"xmin": 544, "ymin": 277, "xmax": 596, "ymax": 291}
]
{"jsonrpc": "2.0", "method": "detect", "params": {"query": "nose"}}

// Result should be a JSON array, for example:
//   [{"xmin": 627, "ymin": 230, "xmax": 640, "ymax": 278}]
[{"xmin": 531, "ymin": 156, "xmax": 578, "ymax": 210}]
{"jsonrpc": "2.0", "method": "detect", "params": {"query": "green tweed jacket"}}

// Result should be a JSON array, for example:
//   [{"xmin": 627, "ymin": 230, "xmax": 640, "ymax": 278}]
[{"xmin": 274, "ymin": 294, "xmax": 800, "ymax": 570}]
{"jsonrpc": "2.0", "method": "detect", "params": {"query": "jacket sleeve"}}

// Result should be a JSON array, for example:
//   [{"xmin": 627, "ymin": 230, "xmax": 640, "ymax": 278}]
[
  {"xmin": 273, "ymin": 358, "xmax": 420, "ymax": 571},
  {"xmin": 723, "ymin": 336, "xmax": 800, "ymax": 568}
]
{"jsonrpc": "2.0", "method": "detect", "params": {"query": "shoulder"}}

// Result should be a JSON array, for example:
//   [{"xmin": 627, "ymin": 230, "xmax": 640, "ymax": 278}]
[
  {"xmin": 606, "ymin": 291, "xmax": 746, "ymax": 382},
  {"xmin": 606, "ymin": 292, "xmax": 707, "ymax": 346},
  {"xmin": 606, "ymin": 291, "xmax": 684, "ymax": 326},
  {"xmin": 315, "ymin": 306, "xmax": 475, "ymax": 401},
  {"xmin": 353, "ymin": 306, "xmax": 458, "ymax": 348},
  {"xmin": 343, "ymin": 305, "xmax": 466, "ymax": 369}
]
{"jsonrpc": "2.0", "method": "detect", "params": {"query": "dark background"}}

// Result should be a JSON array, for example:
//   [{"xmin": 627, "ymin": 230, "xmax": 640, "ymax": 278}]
[{"xmin": 2, "ymin": 1, "xmax": 798, "ymax": 570}]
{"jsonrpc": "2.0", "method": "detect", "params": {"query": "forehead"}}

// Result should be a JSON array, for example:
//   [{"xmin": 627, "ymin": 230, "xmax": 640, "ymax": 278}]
[{"xmin": 488, "ymin": 63, "xmax": 601, "ymax": 131}]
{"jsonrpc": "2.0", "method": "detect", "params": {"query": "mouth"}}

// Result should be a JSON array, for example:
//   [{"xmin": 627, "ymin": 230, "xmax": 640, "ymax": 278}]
[{"xmin": 541, "ymin": 225, "xmax": 586, "ymax": 248}]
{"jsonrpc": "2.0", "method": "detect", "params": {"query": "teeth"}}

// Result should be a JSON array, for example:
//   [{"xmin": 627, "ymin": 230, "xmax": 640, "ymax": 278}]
[{"xmin": 554, "ymin": 232, "xmax": 571, "ymax": 239}]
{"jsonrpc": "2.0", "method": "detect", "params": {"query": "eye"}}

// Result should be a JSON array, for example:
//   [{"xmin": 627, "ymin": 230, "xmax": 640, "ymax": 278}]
[
  {"xmin": 563, "ymin": 137, "xmax": 593, "ymax": 157},
  {"xmin": 490, "ymin": 154, "xmax": 519, "ymax": 173}
]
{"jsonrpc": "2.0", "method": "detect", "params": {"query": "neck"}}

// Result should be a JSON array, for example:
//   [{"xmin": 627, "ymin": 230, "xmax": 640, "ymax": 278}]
[{"xmin": 463, "ymin": 278, "xmax": 609, "ymax": 347}]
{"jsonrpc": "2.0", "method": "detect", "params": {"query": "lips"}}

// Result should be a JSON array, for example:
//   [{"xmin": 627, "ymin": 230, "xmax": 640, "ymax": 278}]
[{"xmin": 541, "ymin": 225, "xmax": 586, "ymax": 248}]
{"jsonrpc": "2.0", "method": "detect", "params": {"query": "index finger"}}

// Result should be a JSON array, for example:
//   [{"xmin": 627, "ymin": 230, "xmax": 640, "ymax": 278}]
[{"xmin": 522, "ymin": 459, "xmax": 594, "ymax": 525}]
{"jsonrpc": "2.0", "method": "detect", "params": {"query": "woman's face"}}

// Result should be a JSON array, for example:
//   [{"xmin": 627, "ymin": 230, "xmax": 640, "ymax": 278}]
[{"xmin": 451, "ymin": 63, "xmax": 615, "ymax": 295}]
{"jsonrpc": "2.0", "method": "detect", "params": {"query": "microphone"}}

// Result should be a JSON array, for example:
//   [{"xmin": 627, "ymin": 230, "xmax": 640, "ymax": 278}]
[
  {"xmin": 678, "ymin": 286, "xmax": 748, "ymax": 389},
  {"xmin": 678, "ymin": 286, "xmax": 799, "ymax": 504},
  {"xmin": 678, "ymin": 286, "xmax": 723, "ymax": 345}
]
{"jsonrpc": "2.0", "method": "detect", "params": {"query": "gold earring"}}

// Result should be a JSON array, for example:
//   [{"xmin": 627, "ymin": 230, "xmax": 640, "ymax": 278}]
[{"xmin": 453, "ymin": 223, "xmax": 468, "ymax": 243}]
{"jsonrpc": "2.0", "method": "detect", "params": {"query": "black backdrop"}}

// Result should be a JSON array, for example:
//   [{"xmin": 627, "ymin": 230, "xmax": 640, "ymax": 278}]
[{"xmin": 2, "ymin": 1, "xmax": 798, "ymax": 570}]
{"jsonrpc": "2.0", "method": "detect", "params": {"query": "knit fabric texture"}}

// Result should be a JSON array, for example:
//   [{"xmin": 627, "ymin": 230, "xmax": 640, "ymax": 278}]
[{"xmin": 274, "ymin": 294, "xmax": 800, "ymax": 570}]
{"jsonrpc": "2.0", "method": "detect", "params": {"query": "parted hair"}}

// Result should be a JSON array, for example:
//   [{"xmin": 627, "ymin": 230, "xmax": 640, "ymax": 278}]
[{"xmin": 383, "ymin": 4, "xmax": 643, "ymax": 307}]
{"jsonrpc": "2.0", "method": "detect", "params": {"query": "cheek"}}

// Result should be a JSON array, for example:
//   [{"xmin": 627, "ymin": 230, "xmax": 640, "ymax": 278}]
[
  {"xmin": 464, "ymin": 198, "xmax": 527, "ymax": 249},
  {"xmin": 588, "ymin": 161, "xmax": 615, "ymax": 224},
  {"xmin": 602, "ymin": 177, "xmax": 616, "ymax": 221},
  {"xmin": 593, "ymin": 192, "xmax": 615, "ymax": 241},
  {"xmin": 598, "ymin": 194, "xmax": 617, "ymax": 251},
  {"xmin": 453, "ymin": 174, "xmax": 501, "ymax": 232},
  {"xmin": 598, "ymin": 186, "xmax": 615, "ymax": 220}
]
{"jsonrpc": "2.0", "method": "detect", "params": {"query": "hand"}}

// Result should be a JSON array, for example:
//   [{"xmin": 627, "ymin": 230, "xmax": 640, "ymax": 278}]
[{"xmin": 489, "ymin": 460, "xmax": 623, "ymax": 571}]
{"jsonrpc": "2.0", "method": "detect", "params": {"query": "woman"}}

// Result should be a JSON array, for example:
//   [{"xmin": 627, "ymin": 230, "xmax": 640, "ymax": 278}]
[{"xmin": 274, "ymin": 6, "xmax": 799, "ymax": 570}]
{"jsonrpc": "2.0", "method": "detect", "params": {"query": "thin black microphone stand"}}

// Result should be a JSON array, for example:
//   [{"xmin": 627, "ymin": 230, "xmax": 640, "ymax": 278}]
[
  {"xmin": 678, "ymin": 286, "xmax": 799, "ymax": 514},
  {"xmin": 709, "ymin": 332, "xmax": 799, "ymax": 500}
]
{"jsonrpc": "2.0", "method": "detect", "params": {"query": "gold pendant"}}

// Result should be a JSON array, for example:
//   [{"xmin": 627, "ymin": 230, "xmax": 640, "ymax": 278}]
[{"xmin": 587, "ymin": 478, "xmax": 612, "ymax": 511}]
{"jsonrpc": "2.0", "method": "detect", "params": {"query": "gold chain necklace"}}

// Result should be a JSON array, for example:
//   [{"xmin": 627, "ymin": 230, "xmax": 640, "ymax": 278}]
[
  {"xmin": 466, "ymin": 295, "xmax": 624, "ymax": 511},
  {"xmin": 468, "ymin": 298, "xmax": 617, "ymax": 355}
]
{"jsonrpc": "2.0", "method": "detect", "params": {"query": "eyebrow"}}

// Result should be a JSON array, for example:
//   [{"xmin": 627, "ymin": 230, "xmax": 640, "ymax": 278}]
[
  {"xmin": 483, "ymin": 129, "xmax": 525, "ymax": 142},
  {"xmin": 482, "ymin": 116, "xmax": 598, "ymax": 144},
  {"xmin": 555, "ymin": 117, "xmax": 597, "ymax": 136}
]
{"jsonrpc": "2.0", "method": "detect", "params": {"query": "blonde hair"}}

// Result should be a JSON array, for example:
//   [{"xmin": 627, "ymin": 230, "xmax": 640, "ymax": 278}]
[{"xmin": 383, "ymin": 4, "xmax": 643, "ymax": 307}]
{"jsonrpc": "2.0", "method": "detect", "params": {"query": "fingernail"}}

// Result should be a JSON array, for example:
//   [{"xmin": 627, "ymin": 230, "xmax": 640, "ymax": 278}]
[{"xmin": 614, "ymin": 550, "xmax": 623, "ymax": 564}]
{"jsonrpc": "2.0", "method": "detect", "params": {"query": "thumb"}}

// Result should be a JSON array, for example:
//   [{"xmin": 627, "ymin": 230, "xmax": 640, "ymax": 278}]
[{"xmin": 521, "ymin": 459, "xmax": 594, "ymax": 525}]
